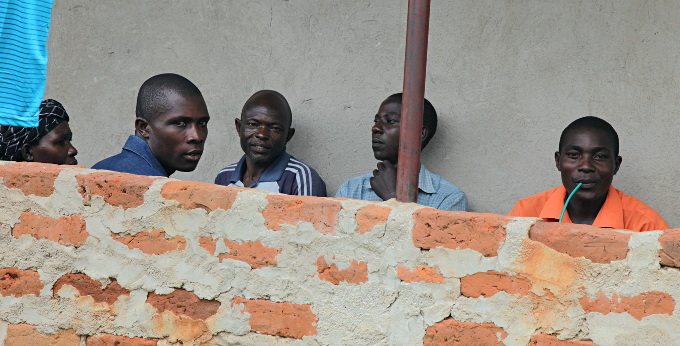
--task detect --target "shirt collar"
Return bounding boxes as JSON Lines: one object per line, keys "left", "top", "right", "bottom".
{"left": 362, "top": 164, "right": 438, "bottom": 194}
{"left": 230, "top": 150, "right": 291, "bottom": 185}
{"left": 539, "top": 185, "right": 625, "bottom": 229}
{"left": 122, "top": 135, "right": 168, "bottom": 177}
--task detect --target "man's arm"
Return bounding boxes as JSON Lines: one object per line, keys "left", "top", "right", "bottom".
{"left": 437, "top": 190, "right": 468, "bottom": 211}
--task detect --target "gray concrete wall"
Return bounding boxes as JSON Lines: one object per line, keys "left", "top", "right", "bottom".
{"left": 44, "top": 0, "right": 680, "bottom": 227}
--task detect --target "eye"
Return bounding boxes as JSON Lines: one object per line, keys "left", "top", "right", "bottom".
{"left": 594, "top": 153, "right": 608, "bottom": 160}
{"left": 270, "top": 126, "right": 283, "bottom": 132}
{"left": 174, "top": 120, "right": 187, "bottom": 127}
{"left": 566, "top": 152, "right": 580, "bottom": 158}
{"left": 198, "top": 120, "right": 208, "bottom": 127}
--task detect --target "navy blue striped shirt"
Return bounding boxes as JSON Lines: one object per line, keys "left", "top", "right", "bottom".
{"left": 215, "top": 151, "right": 327, "bottom": 197}
{"left": 0, "top": 0, "right": 54, "bottom": 127}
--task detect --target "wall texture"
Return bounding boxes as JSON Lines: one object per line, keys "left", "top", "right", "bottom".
{"left": 0, "top": 162, "right": 680, "bottom": 345}
{"left": 41, "top": 0, "right": 680, "bottom": 227}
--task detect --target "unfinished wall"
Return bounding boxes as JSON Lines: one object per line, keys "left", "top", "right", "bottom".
{"left": 42, "top": 0, "right": 680, "bottom": 227}
{"left": 1, "top": 162, "right": 680, "bottom": 345}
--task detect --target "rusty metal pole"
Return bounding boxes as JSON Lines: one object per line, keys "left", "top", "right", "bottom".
{"left": 397, "top": 0, "right": 431, "bottom": 203}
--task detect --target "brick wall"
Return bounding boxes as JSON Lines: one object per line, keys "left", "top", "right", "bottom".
{"left": 0, "top": 161, "right": 679, "bottom": 345}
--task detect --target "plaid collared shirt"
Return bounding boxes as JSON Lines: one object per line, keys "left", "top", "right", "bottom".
{"left": 335, "top": 164, "right": 468, "bottom": 211}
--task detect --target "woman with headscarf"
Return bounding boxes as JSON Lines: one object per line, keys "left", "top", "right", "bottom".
{"left": 0, "top": 99, "right": 78, "bottom": 165}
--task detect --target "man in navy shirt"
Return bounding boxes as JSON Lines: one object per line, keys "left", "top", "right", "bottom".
{"left": 93, "top": 73, "right": 210, "bottom": 177}
{"left": 214, "top": 90, "right": 326, "bottom": 197}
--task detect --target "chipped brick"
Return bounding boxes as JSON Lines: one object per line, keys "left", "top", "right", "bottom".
{"left": 529, "top": 221, "right": 630, "bottom": 264}
{"left": 580, "top": 291, "right": 675, "bottom": 320}
{"left": 147, "top": 288, "right": 220, "bottom": 320}
{"left": 262, "top": 195, "right": 341, "bottom": 233}
{"left": 529, "top": 334, "right": 597, "bottom": 345}
{"left": 13, "top": 211, "right": 88, "bottom": 247}
{"left": 86, "top": 334, "right": 160, "bottom": 346}
{"left": 314, "top": 256, "right": 368, "bottom": 285}
{"left": 161, "top": 181, "right": 242, "bottom": 212}
{"left": 233, "top": 297, "right": 317, "bottom": 339}
{"left": 413, "top": 209, "right": 509, "bottom": 257}
{"left": 77, "top": 172, "right": 159, "bottom": 209}
{"left": 199, "top": 237, "right": 280, "bottom": 269}
{"left": 396, "top": 265, "right": 445, "bottom": 283}
{"left": 659, "top": 228, "right": 680, "bottom": 267}
{"left": 460, "top": 271, "right": 532, "bottom": 298}
{"left": 424, "top": 319, "right": 507, "bottom": 346}
{"left": 0, "top": 162, "right": 62, "bottom": 197}
{"left": 5, "top": 324, "right": 80, "bottom": 346}
{"left": 53, "top": 273, "right": 129, "bottom": 304}
{"left": 355, "top": 205, "right": 391, "bottom": 234}
{"left": 0, "top": 268, "right": 43, "bottom": 297}
{"left": 114, "top": 229, "right": 186, "bottom": 255}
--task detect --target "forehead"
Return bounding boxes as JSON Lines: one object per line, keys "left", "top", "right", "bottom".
{"left": 562, "top": 127, "right": 615, "bottom": 151}
{"left": 243, "top": 104, "right": 288, "bottom": 123}
{"left": 378, "top": 98, "right": 402, "bottom": 115}
{"left": 157, "top": 94, "right": 208, "bottom": 120}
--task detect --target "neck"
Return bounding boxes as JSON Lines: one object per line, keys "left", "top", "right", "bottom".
{"left": 565, "top": 191, "right": 608, "bottom": 225}
{"left": 242, "top": 157, "right": 270, "bottom": 186}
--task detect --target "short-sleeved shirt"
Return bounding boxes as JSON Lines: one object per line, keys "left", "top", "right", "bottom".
{"left": 214, "top": 151, "right": 327, "bottom": 197}
{"left": 334, "top": 164, "right": 468, "bottom": 211}
{"left": 508, "top": 185, "right": 669, "bottom": 232}
{"left": 92, "top": 135, "right": 168, "bottom": 177}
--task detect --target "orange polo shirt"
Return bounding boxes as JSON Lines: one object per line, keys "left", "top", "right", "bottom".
{"left": 508, "top": 185, "right": 669, "bottom": 232}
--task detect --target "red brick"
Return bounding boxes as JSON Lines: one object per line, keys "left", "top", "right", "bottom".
{"left": 396, "top": 265, "right": 445, "bottom": 283}
{"left": 529, "top": 222, "right": 630, "bottom": 264}
{"left": 199, "top": 237, "right": 280, "bottom": 269}
{"left": 13, "top": 211, "right": 88, "bottom": 247}
{"left": 0, "top": 268, "right": 43, "bottom": 297}
{"left": 412, "top": 209, "right": 509, "bottom": 257}
{"left": 5, "top": 324, "right": 80, "bottom": 346}
{"left": 114, "top": 229, "right": 186, "bottom": 255}
{"left": 659, "top": 228, "right": 680, "bottom": 267}
{"left": 232, "top": 297, "right": 317, "bottom": 339}
{"left": 77, "top": 172, "right": 159, "bottom": 209}
{"left": 261, "top": 195, "right": 341, "bottom": 234}
{"left": 86, "top": 334, "right": 159, "bottom": 346}
{"left": 460, "top": 271, "right": 532, "bottom": 298}
{"left": 314, "top": 256, "right": 368, "bottom": 285}
{"left": 53, "top": 273, "right": 130, "bottom": 305}
{"left": 161, "top": 181, "right": 243, "bottom": 212}
{"left": 355, "top": 205, "right": 391, "bottom": 234}
{"left": 0, "top": 162, "right": 63, "bottom": 197}
{"left": 147, "top": 288, "right": 220, "bottom": 320}
{"left": 580, "top": 291, "right": 675, "bottom": 320}
{"left": 529, "top": 334, "right": 597, "bottom": 345}
{"left": 424, "top": 319, "right": 507, "bottom": 346}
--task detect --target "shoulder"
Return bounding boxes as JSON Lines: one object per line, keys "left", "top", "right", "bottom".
{"left": 214, "top": 163, "right": 238, "bottom": 185}
{"left": 92, "top": 151, "right": 161, "bottom": 177}
{"left": 283, "top": 156, "right": 327, "bottom": 196}
{"left": 335, "top": 173, "right": 372, "bottom": 197}
{"left": 616, "top": 188, "right": 669, "bottom": 231}
{"left": 286, "top": 157, "right": 323, "bottom": 179}
{"left": 508, "top": 187, "right": 560, "bottom": 217}
{"left": 433, "top": 176, "right": 466, "bottom": 196}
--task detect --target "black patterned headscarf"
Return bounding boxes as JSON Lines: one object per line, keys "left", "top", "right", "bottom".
{"left": 0, "top": 99, "right": 70, "bottom": 161}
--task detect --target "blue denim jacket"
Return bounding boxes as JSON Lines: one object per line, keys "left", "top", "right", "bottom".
{"left": 92, "top": 135, "right": 168, "bottom": 177}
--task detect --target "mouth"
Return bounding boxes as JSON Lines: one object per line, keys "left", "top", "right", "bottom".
{"left": 575, "top": 179, "right": 597, "bottom": 189}
{"left": 183, "top": 150, "right": 203, "bottom": 161}
{"left": 250, "top": 144, "right": 271, "bottom": 153}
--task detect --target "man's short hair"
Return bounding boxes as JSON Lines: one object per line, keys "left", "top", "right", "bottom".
{"left": 241, "top": 90, "right": 292, "bottom": 127}
{"left": 387, "top": 93, "right": 437, "bottom": 148}
{"left": 136, "top": 73, "right": 203, "bottom": 121}
{"left": 559, "top": 116, "right": 619, "bottom": 156}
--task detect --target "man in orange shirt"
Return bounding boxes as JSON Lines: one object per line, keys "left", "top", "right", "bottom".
{"left": 508, "top": 116, "right": 668, "bottom": 232}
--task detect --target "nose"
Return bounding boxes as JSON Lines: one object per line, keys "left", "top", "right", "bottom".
{"left": 254, "top": 125, "right": 270, "bottom": 139}
{"left": 577, "top": 156, "right": 595, "bottom": 172}
{"left": 187, "top": 123, "right": 206, "bottom": 143}
{"left": 372, "top": 121, "right": 383, "bottom": 134}
{"left": 68, "top": 141, "right": 77, "bottom": 157}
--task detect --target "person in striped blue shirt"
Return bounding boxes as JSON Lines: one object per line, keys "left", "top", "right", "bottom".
{"left": 335, "top": 94, "right": 468, "bottom": 211}
{"left": 214, "top": 90, "right": 327, "bottom": 197}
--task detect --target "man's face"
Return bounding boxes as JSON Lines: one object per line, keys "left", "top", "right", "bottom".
{"left": 236, "top": 105, "right": 293, "bottom": 165}
{"left": 144, "top": 94, "right": 210, "bottom": 174}
{"left": 372, "top": 98, "right": 401, "bottom": 164}
{"left": 29, "top": 121, "right": 78, "bottom": 165}
{"left": 555, "top": 128, "right": 621, "bottom": 202}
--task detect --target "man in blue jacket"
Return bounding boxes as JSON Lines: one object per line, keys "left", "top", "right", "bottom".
{"left": 93, "top": 73, "right": 210, "bottom": 177}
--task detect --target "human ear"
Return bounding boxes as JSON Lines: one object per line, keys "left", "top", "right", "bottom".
{"left": 135, "top": 118, "right": 151, "bottom": 139}
{"left": 21, "top": 143, "right": 34, "bottom": 162}
{"left": 554, "top": 151, "right": 561, "bottom": 171}
{"left": 286, "top": 128, "right": 296, "bottom": 143}
{"left": 420, "top": 126, "right": 429, "bottom": 148}
{"left": 235, "top": 118, "right": 241, "bottom": 134}
{"left": 613, "top": 156, "right": 622, "bottom": 175}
